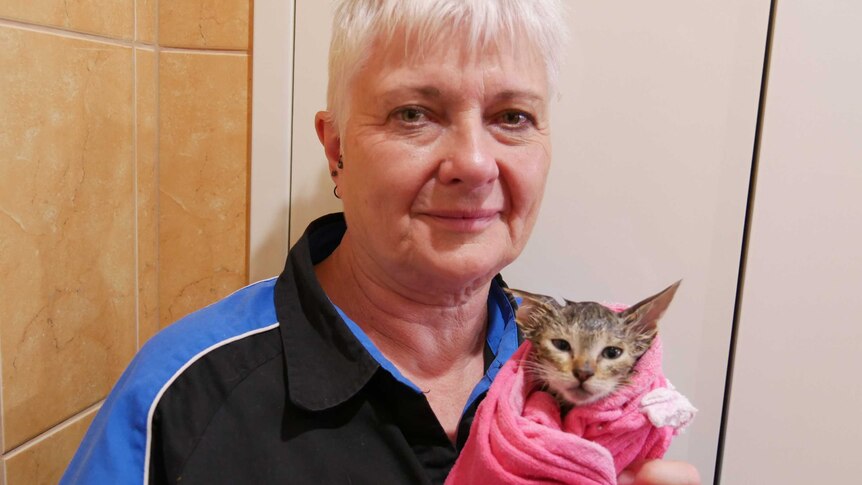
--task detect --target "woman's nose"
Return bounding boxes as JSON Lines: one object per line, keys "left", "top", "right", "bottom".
{"left": 436, "top": 120, "right": 499, "bottom": 186}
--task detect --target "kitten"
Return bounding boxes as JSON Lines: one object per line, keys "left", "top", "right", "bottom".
{"left": 507, "top": 281, "right": 680, "bottom": 408}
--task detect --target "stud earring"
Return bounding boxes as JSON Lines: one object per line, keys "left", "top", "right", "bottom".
{"left": 337, "top": 156, "right": 344, "bottom": 169}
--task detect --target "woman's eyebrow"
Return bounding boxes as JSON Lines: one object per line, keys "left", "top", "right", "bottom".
{"left": 492, "top": 90, "right": 545, "bottom": 104}
{"left": 377, "top": 86, "right": 545, "bottom": 108}
{"left": 381, "top": 85, "right": 443, "bottom": 102}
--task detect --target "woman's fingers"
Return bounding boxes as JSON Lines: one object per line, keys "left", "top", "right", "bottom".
{"left": 618, "top": 459, "right": 701, "bottom": 485}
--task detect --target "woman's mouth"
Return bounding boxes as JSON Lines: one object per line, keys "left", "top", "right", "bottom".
{"left": 419, "top": 210, "right": 501, "bottom": 232}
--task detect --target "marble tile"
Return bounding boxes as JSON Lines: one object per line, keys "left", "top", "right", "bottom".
{"left": 0, "top": 0, "right": 133, "bottom": 40}
{"left": 4, "top": 407, "right": 96, "bottom": 485}
{"left": 136, "top": 48, "right": 159, "bottom": 345}
{"left": 0, "top": 27, "right": 136, "bottom": 450}
{"left": 136, "top": 0, "right": 157, "bottom": 44}
{"left": 158, "top": 52, "right": 249, "bottom": 326}
{"left": 159, "top": 0, "right": 249, "bottom": 50}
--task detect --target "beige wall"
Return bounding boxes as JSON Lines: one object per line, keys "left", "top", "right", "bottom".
{"left": 0, "top": 1, "right": 251, "bottom": 483}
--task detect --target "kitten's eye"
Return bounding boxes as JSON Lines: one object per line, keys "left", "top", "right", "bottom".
{"left": 601, "top": 346, "right": 623, "bottom": 359}
{"left": 550, "top": 339, "right": 571, "bottom": 352}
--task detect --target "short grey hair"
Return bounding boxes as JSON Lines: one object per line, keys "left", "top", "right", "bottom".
{"left": 327, "top": 0, "right": 568, "bottom": 134}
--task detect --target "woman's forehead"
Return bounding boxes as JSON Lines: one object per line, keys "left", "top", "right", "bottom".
{"left": 371, "top": 26, "right": 542, "bottom": 71}
{"left": 353, "top": 40, "right": 549, "bottom": 106}
{"left": 355, "top": 30, "right": 547, "bottom": 97}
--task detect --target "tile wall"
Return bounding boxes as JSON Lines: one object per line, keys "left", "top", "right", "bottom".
{"left": 0, "top": 1, "right": 251, "bottom": 483}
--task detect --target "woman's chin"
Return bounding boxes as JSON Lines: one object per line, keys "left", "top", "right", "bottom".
{"left": 415, "top": 246, "right": 513, "bottom": 287}
{"left": 406, "top": 260, "right": 499, "bottom": 294}
{"left": 414, "top": 227, "right": 518, "bottom": 276}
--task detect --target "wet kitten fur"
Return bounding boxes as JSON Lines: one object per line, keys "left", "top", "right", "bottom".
{"left": 508, "top": 281, "right": 680, "bottom": 408}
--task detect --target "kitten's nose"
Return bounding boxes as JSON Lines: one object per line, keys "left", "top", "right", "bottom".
{"left": 574, "top": 369, "right": 594, "bottom": 383}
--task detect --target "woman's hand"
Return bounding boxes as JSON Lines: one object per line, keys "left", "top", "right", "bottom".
{"left": 618, "top": 460, "right": 701, "bottom": 485}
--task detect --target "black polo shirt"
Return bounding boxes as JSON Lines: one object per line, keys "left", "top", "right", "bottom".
{"left": 62, "top": 213, "right": 521, "bottom": 485}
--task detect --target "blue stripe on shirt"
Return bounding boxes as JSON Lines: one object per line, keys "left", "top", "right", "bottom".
{"left": 61, "top": 278, "right": 280, "bottom": 485}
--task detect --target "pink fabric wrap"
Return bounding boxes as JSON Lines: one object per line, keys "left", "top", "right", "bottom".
{"left": 446, "top": 318, "right": 691, "bottom": 485}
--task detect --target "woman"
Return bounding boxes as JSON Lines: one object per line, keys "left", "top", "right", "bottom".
{"left": 63, "top": 1, "right": 699, "bottom": 484}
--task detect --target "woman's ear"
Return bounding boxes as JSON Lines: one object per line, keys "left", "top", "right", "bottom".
{"left": 315, "top": 111, "right": 341, "bottom": 178}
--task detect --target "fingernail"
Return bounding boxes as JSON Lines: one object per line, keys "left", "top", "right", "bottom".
{"left": 618, "top": 470, "right": 635, "bottom": 485}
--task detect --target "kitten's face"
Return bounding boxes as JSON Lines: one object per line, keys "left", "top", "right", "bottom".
{"left": 509, "top": 282, "right": 679, "bottom": 406}
{"left": 525, "top": 302, "right": 646, "bottom": 405}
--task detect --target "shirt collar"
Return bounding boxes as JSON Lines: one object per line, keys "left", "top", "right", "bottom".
{"left": 273, "top": 213, "right": 520, "bottom": 412}
{"left": 274, "top": 213, "right": 378, "bottom": 411}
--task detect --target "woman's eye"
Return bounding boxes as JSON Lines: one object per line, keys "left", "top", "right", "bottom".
{"left": 550, "top": 339, "right": 571, "bottom": 352}
{"left": 497, "top": 111, "right": 532, "bottom": 128}
{"left": 601, "top": 346, "right": 623, "bottom": 359}
{"left": 394, "top": 107, "right": 426, "bottom": 123}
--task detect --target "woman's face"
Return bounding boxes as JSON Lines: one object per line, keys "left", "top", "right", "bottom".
{"left": 324, "top": 34, "right": 552, "bottom": 292}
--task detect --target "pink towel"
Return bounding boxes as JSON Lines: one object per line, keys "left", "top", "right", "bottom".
{"left": 446, "top": 325, "right": 695, "bottom": 484}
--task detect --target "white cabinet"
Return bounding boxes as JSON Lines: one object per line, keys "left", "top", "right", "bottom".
{"left": 720, "top": 2, "right": 862, "bottom": 483}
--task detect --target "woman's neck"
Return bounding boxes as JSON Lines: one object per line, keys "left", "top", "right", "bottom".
{"left": 314, "top": 237, "right": 490, "bottom": 382}
{"left": 315, "top": 235, "right": 494, "bottom": 442}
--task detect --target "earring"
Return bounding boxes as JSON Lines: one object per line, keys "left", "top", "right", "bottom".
{"left": 333, "top": 185, "right": 341, "bottom": 199}
{"left": 337, "top": 156, "right": 344, "bottom": 169}
{"left": 331, "top": 170, "right": 338, "bottom": 176}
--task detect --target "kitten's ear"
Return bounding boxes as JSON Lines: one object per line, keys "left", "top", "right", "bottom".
{"left": 620, "top": 280, "right": 681, "bottom": 337}
{"left": 505, "top": 288, "right": 558, "bottom": 341}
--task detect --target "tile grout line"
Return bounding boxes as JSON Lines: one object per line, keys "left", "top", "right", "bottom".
{"left": 154, "top": 0, "right": 162, "bottom": 334}
{"left": 0, "top": 323, "right": 5, "bottom": 478}
{"left": 134, "top": 0, "right": 140, "bottom": 351}
{"left": 0, "top": 18, "right": 248, "bottom": 55}
{"left": 286, "top": 0, "right": 298, "bottom": 247}
{"left": 0, "top": 17, "right": 139, "bottom": 48}
{"left": 3, "top": 401, "right": 104, "bottom": 459}
{"left": 159, "top": 46, "right": 248, "bottom": 56}
{"left": 244, "top": 0, "right": 255, "bottom": 284}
